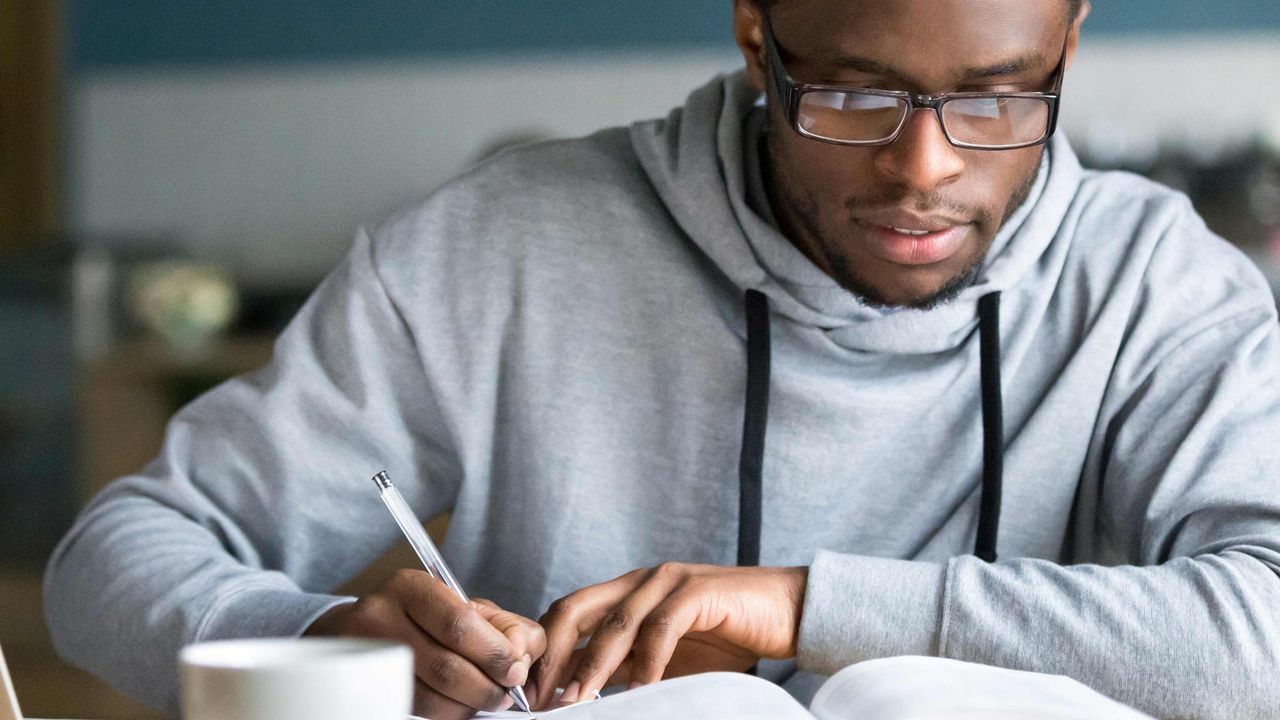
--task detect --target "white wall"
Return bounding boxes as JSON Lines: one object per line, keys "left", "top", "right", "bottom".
{"left": 68, "top": 53, "right": 740, "bottom": 287}
{"left": 68, "top": 35, "right": 1280, "bottom": 287}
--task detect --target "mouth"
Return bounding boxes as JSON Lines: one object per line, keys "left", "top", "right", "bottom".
{"left": 855, "top": 215, "right": 973, "bottom": 266}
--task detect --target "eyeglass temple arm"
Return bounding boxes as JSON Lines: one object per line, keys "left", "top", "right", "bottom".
{"left": 760, "top": 15, "right": 798, "bottom": 120}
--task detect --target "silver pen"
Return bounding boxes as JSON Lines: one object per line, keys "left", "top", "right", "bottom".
{"left": 372, "top": 471, "right": 533, "bottom": 716}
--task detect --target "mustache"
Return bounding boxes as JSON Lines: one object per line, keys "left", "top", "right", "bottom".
{"left": 844, "top": 194, "right": 982, "bottom": 223}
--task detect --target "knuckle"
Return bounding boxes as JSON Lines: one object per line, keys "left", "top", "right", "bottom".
{"left": 387, "top": 567, "right": 421, "bottom": 591}
{"left": 547, "top": 595, "right": 577, "bottom": 617}
{"left": 574, "top": 654, "right": 605, "bottom": 679}
{"left": 438, "top": 608, "right": 473, "bottom": 646}
{"left": 599, "top": 609, "right": 633, "bottom": 634}
{"left": 423, "top": 652, "right": 465, "bottom": 688}
{"left": 542, "top": 596, "right": 580, "bottom": 627}
{"left": 652, "top": 561, "right": 685, "bottom": 581}
{"left": 482, "top": 644, "right": 514, "bottom": 675}
{"left": 640, "top": 610, "right": 678, "bottom": 636}
{"left": 356, "top": 593, "right": 393, "bottom": 617}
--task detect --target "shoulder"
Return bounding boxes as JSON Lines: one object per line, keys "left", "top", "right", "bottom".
{"left": 352, "top": 125, "right": 709, "bottom": 332}
{"left": 372, "top": 126, "right": 650, "bottom": 246}
{"left": 1068, "top": 168, "right": 1276, "bottom": 357}
{"left": 360, "top": 127, "right": 671, "bottom": 286}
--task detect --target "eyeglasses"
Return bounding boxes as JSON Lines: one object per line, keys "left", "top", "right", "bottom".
{"left": 762, "top": 16, "right": 1068, "bottom": 151}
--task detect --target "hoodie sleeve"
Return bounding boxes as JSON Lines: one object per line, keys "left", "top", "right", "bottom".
{"left": 43, "top": 228, "right": 459, "bottom": 713}
{"left": 796, "top": 302, "right": 1280, "bottom": 719}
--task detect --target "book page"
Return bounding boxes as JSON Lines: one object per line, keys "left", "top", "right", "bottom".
{"left": 416, "top": 672, "right": 814, "bottom": 720}
{"left": 808, "top": 656, "right": 1153, "bottom": 720}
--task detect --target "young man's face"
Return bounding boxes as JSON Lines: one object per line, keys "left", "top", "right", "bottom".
{"left": 735, "top": 0, "right": 1086, "bottom": 309}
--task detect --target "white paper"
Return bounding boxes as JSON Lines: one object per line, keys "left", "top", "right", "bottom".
{"left": 411, "top": 673, "right": 812, "bottom": 720}
{"left": 413, "top": 657, "right": 1155, "bottom": 720}
{"left": 809, "top": 656, "right": 1154, "bottom": 720}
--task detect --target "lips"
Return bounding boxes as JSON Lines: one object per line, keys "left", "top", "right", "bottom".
{"left": 855, "top": 212, "right": 972, "bottom": 266}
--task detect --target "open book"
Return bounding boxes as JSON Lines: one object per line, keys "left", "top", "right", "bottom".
{"left": 459, "top": 656, "right": 1154, "bottom": 720}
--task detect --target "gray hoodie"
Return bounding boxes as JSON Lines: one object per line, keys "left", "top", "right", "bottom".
{"left": 46, "top": 71, "right": 1280, "bottom": 718}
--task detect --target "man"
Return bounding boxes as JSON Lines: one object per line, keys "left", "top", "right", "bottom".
{"left": 46, "top": 0, "right": 1280, "bottom": 718}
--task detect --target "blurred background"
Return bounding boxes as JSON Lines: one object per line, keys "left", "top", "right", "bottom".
{"left": 2, "top": 1, "right": 1280, "bottom": 717}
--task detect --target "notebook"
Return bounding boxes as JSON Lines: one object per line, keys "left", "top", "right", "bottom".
{"left": 437, "top": 656, "right": 1154, "bottom": 720}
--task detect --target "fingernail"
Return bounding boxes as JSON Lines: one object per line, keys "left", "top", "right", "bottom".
{"left": 628, "top": 681, "right": 642, "bottom": 690}
{"left": 560, "top": 680, "right": 581, "bottom": 704}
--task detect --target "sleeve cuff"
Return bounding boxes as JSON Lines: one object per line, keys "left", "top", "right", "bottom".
{"left": 796, "top": 550, "right": 947, "bottom": 675}
{"left": 195, "top": 579, "right": 357, "bottom": 642}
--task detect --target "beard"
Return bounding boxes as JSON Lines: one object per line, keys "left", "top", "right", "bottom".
{"left": 766, "top": 137, "right": 1044, "bottom": 311}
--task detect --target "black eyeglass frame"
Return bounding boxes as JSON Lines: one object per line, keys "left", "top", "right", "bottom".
{"left": 762, "top": 15, "right": 1069, "bottom": 151}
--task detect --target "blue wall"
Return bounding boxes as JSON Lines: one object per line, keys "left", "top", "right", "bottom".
{"left": 69, "top": 1, "right": 1280, "bottom": 71}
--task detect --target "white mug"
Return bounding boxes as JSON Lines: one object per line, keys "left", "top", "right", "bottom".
{"left": 179, "top": 637, "right": 413, "bottom": 720}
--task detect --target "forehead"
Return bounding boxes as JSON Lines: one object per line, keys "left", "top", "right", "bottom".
{"left": 771, "top": 0, "right": 1065, "bottom": 84}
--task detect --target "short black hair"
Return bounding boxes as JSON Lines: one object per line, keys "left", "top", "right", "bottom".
{"left": 752, "top": 0, "right": 1085, "bottom": 22}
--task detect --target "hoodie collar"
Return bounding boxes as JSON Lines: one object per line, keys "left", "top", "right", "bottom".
{"left": 631, "top": 70, "right": 1082, "bottom": 354}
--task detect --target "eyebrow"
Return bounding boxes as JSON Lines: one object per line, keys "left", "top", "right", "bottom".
{"left": 814, "top": 50, "right": 1049, "bottom": 85}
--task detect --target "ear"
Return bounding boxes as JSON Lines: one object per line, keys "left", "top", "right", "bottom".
{"left": 733, "top": 0, "right": 768, "bottom": 93}
{"left": 1064, "top": 0, "right": 1091, "bottom": 71}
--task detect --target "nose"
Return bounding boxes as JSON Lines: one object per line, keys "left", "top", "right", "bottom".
{"left": 872, "top": 107, "right": 966, "bottom": 193}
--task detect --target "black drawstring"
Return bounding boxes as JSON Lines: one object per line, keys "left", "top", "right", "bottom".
{"left": 738, "top": 289, "right": 771, "bottom": 568}
{"left": 975, "top": 291, "right": 1005, "bottom": 562}
{"left": 737, "top": 289, "right": 1006, "bottom": 567}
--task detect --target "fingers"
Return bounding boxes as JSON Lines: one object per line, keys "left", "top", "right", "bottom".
{"left": 531, "top": 569, "right": 646, "bottom": 709}
{"left": 562, "top": 566, "right": 688, "bottom": 701}
{"left": 472, "top": 598, "right": 548, "bottom": 664}
{"left": 412, "top": 629, "right": 517, "bottom": 712}
{"left": 565, "top": 647, "right": 632, "bottom": 690}
{"left": 624, "top": 592, "right": 701, "bottom": 686}
{"left": 333, "top": 589, "right": 512, "bottom": 713}
{"left": 391, "top": 570, "right": 531, "bottom": 689}
{"left": 414, "top": 678, "right": 507, "bottom": 720}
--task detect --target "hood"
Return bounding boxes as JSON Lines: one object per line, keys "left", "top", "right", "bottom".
{"left": 630, "top": 70, "right": 1083, "bottom": 355}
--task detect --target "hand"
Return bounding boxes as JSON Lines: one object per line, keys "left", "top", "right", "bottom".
{"left": 306, "top": 569, "right": 545, "bottom": 720}
{"left": 529, "top": 562, "right": 807, "bottom": 710}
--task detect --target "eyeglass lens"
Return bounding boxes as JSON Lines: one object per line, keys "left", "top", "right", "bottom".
{"left": 797, "top": 91, "right": 1052, "bottom": 148}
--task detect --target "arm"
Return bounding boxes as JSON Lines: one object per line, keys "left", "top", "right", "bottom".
{"left": 43, "top": 230, "right": 458, "bottom": 711}
{"left": 796, "top": 306, "right": 1280, "bottom": 719}
{"left": 530, "top": 305, "right": 1280, "bottom": 717}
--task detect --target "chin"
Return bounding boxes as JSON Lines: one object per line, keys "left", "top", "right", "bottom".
{"left": 835, "top": 257, "right": 983, "bottom": 311}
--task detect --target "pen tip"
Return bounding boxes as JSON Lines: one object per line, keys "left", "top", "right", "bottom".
{"left": 372, "top": 471, "right": 392, "bottom": 490}
{"left": 510, "top": 685, "right": 532, "bottom": 715}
